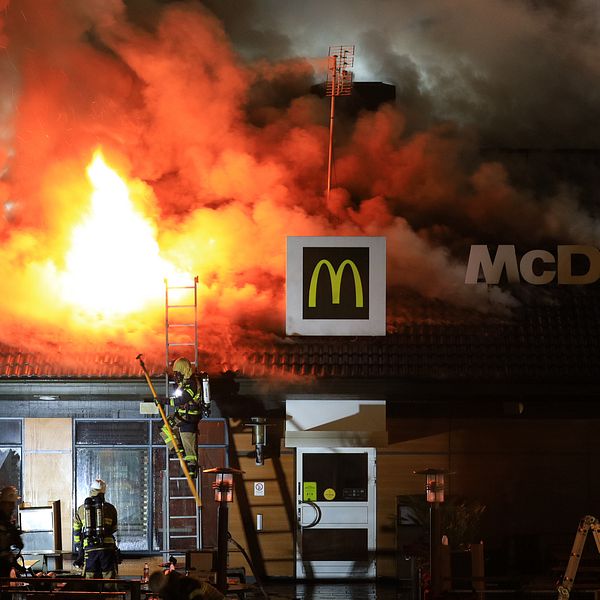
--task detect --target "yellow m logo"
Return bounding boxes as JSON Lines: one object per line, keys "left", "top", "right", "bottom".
{"left": 308, "top": 259, "right": 364, "bottom": 308}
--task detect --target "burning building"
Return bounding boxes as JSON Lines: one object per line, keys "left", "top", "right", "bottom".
{"left": 0, "top": 0, "right": 599, "bottom": 589}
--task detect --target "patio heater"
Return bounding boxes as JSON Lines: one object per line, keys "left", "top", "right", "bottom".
{"left": 415, "top": 468, "right": 447, "bottom": 599}
{"left": 203, "top": 467, "right": 243, "bottom": 593}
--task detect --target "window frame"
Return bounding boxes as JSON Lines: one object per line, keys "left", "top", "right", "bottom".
{"left": 0, "top": 418, "right": 23, "bottom": 498}
{"left": 73, "top": 417, "right": 228, "bottom": 554}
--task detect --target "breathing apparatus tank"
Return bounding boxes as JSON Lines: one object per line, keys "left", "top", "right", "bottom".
{"left": 201, "top": 372, "right": 211, "bottom": 417}
{"left": 93, "top": 495, "right": 105, "bottom": 541}
{"left": 83, "top": 497, "right": 95, "bottom": 540}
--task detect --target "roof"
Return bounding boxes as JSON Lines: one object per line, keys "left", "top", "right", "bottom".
{"left": 1, "top": 286, "right": 598, "bottom": 385}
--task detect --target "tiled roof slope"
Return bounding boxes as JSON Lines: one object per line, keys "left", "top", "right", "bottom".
{"left": 243, "top": 288, "right": 600, "bottom": 382}
{"left": 0, "top": 287, "right": 598, "bottom": 383}
{"left": 0, "top": 346, "right": 159, "bottom": 379}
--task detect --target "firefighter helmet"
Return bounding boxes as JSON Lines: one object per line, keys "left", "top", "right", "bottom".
{"left": 173, "top": 357, "right": 193, "bottom": 380}
{"left": 0, "top": 486, "right": 19, "bottom": 504}
{"left": 90, "top": 479, "right": 107, "bottom": 496}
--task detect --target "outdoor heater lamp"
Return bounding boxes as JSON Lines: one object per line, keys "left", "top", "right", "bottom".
{"left": 415, "top": 468, "right": 449, "bottom": 599}
{"left": 203, "top": 466, "right": 244, "bottom": 593}
{"left": 417, "top": 468, "right": 446, "bottom": 504}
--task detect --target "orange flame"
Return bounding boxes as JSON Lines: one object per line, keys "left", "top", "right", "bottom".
{"left": 58, "top": 150, "right": 184, "bottom": 317}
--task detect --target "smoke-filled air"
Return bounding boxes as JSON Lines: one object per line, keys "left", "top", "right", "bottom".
{"left": 0, "top": 0, "right": 599, "bottom": 374}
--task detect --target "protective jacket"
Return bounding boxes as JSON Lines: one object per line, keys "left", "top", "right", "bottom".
{"left": 169, "top": 376, "right": 202, "bottom": 433}
{"left": 73, "top": 493, "right": 118, "bottom": 574}
{"left": 0, "top": 512, "right": 22, "bottom": 577}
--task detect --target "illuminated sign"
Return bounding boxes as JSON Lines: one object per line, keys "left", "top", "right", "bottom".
{"left": 308, "top": 259, "right": 364, "bottom": 309}
{"left": 304, "top": 247, "right": 368, "bottom": 320}
{"left": 465, "top": 245, "right": 600, "bottom": 285}
{"left": 287, "top": 236, "right": 386, "bottom": 336}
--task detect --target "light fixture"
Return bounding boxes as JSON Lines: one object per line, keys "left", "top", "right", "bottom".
{"left": 203, "top": 466, "right": 244, "bottom": 593}
{"left": 415, "top": 468, "right": 447, "bottom": 504}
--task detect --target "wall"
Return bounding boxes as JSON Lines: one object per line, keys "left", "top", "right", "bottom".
{"left": 23, "top": 418, "right": 73, "bottom": 553}
{"left": 378, "top": 416, "right": 600, "bottom": 578}
{"left": 15, "top": 411, "right": 600, "bottom": 581}
{"left": 227, "top": 427, "right": 296, "bottom": 578}
{"left": 225, "top": 415, "right": 600, "bottom": 580}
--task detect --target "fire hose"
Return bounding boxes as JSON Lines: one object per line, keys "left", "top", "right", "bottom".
{"left": 136, "top": 354, "right": 202, "bottom": 507}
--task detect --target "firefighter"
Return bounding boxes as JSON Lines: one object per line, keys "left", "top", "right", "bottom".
{"left": 73, "top": 479, "right": 119, "bottom": 579}
{"left": 0, "top": 486, "right": 23, "bottom": 578}
{"left": 161, "top": 357, "right": 210, "bottom": 479}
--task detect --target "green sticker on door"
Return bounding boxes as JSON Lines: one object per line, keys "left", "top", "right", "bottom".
{"left": 303, "top": 482, "right": 317, "bottom": 501}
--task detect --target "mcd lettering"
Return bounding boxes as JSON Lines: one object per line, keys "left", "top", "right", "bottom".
{"left": 465, "top": 245, "right": 600, "bottom": 285}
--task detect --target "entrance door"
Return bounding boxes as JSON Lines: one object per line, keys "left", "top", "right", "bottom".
{"left": 296, "top": 447, "right": 376, "bottom": 579}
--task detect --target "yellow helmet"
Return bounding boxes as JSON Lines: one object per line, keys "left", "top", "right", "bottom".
{"left": 173, "top": 357, "right": 193, "bottom": 380}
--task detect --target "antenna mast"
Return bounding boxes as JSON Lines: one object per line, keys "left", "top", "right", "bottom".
{"left": 326, "top": 45, "right": 354, "bottom": 204}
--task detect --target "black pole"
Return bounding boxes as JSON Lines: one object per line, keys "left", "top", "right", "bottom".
{"left": 430, "top": 502, "right": 442, "bottom": 598}
{"left": 216, "top": 499, "right": 229, "bottom": 593}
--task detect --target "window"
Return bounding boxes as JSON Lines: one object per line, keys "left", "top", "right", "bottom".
{"left": 75, "top": 447, "right": 149, "bottom": 551}
{"left": 74, "top": 418, "right": 227, "bottom": 553}
{"left": 0, "top": 419, "right": 22, "bottom": 497}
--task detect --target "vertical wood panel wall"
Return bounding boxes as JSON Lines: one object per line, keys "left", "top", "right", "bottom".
{"left": 23, "top": 418, "right": 73, "bottom": 553}
{"left": 229, "top": 416, "right": 600, "bottom": 579}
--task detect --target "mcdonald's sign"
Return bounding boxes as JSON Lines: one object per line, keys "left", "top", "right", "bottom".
{"left": 286, "top": 237, "right": 386, "bottom": 336}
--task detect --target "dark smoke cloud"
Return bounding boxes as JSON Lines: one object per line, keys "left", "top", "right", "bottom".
{"left": 206, "top": 0, "right": 600, "bottom": 148}
{"left": 0, "top": 0, "right": 598, "bottom": 373}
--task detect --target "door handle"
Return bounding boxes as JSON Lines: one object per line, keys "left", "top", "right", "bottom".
{"left": 299, "top": 500, "right": 322, "bottom": 529}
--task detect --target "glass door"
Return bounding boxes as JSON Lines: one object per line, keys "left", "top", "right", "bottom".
{"left": 296, "top": 447, "right": 376, "bottom": 579}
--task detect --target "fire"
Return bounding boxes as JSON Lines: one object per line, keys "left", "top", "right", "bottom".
{"left": 59, "top": 150, "right": 180, "bottom": 317}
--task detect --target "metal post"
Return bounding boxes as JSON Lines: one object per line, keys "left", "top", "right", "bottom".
{"left": 430, "top": 502, "right": 442, "bottom": 598}
{"left": 326, "top": 55, "right": 337, "bottom": 204}
{"left": 325, "top": 45, "right": 354, "bottom": 201}
{"left": 216, "top": 499, "right": 229, "bottom": 593}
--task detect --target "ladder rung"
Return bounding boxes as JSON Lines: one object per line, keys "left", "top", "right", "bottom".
{"left": 170, "top": 515, "right": 198, "bottom": 520}
{"left": 166, "top": 285, "right": 196, "bottom": 290}
{"left": 170, "top": 535, "right": 197, "bottom": 539}
{"left": 167, "top": 323, "right": 196, "bottom": 327}
{"left": 170, "top": 496, "right": 196, "bottom": 500}
{"left": 167, "top": 342, "right": 195, "bottom": 346}
{"left": 167, "top": 304, "right": 196, "bottom": 308}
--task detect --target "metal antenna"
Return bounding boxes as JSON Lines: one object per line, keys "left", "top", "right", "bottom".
{"left": 326, "top": 45, "right": 354, "bottom": 204}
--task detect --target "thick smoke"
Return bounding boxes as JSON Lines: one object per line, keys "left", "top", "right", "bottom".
{"left": 0, "top": 0, "right": 599, "bottom": 374}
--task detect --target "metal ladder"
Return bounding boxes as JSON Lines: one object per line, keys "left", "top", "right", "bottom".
{"left": 162, "top": 456, "right": 202, "bottom": 562}
{"left": 557, "top": 515, "right": 600, "bottom": 599}
{"left": 163, "top": 277, "right": 201, "bottom": 562}
{"left": 165, "top": 276, "right": 199, "bottom": 388}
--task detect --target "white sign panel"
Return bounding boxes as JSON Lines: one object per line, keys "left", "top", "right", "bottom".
{"left": 286, "top": 236, "right": 386, "bottom": 336}
{"left": 254, "top": 482, "right": 265, "bottom": 497}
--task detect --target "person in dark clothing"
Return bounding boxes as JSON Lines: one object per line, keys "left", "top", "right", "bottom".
{"left": 149, "top": 570, "right": 224, "bottom": 600}
{"left": 160, "top": 357, "right": 210, "bottom": 479}
{"left": 73, "top": 479, "right": 118, "bottom": 579}
{"left": 0, "top": 486, "right": 23, "bottom": 578}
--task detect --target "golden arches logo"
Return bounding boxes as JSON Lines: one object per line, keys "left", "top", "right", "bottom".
{"left": 308, "top": 259, "right": 364, "bottom": 308}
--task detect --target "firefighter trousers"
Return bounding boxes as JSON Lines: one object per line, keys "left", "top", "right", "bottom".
{"left": 161, "top": 423, "right": 198, "bottom": 474}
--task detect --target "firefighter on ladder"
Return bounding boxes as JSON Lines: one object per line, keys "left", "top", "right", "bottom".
{"left": 160, "top": 357, "right": 210, "bottom": 479}
{"left": 73, "top": 479, "right": 119, "bottom": 579}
